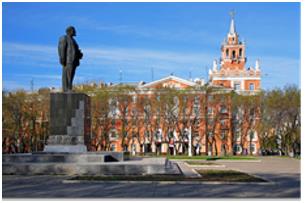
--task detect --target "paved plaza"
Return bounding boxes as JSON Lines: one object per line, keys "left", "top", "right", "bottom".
{"left": 2, "top": 156, "right": 300, "bottom": 199}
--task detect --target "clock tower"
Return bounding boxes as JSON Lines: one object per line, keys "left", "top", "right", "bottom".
{"left": 209, "top": 12, "right": 261, "bottom": 92}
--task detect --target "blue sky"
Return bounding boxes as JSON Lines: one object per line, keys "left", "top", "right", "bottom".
{"left": 3, "top": 2, "right": 300, "bottom": 91}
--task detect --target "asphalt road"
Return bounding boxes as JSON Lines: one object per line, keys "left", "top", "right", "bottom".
{"left": 2, "top": 157, "right": 300, "bottom": 199}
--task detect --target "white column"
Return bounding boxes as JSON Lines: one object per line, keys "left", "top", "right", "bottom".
{"left": 241, "top": 80, "right": 245, "bottom": 90}
{"left": 231, "top": 80, "right": 234, "bottom": 89}
{"left": 188, "top": 127, "right": 192, "bottom": 157}
{"left": 132, "top": 144, "right": 136, "bottom": 156}
{"left": 173, "top": 145, "right": 176, "bottom": 156}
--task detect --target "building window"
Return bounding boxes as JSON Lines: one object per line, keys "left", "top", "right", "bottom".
{"left": 239, "top": 48, "right": 242, "bottom": 57}
{"left": 232, "top": 50, "right": 236, "bottom": 59}
{"left": 221, "top": 144, "right": 226, "bottom": 154}
{"left": 249, "top": 144, "right": 256, "bottom": 153}
{"left": 208, "top": 118, "right": 214, "bottom": 125}
{"left": 220, "top": 119, "right": 226, "bottom": 128}
{"left": 109, "top": 129, "right": 118, "bottom": 141}
{"left": 220, "top": 105, "right": 227, "bottom": 113}
{"left": 233, "top": 144, "right": 242, "bottom": 153}
{"left": 208, "top": 95, "right": 213, "bottom": 102}
{"left": 248, "top": 130, "right": 257, "bottom": 141}
{"left": 193, "top": 96, "right": 200, "bottom": 116}
{"left": 234, "top": 82, "right": 241, "bottom": 90}
{"left": 249, "top": 83, "right": 255, "bottom": 91}
{"left": 132, "top": 95, "right": 137, "bottom": 104}
{"left": 250, "top": 131, "right": 255, "bottom": 140}
{"left": 234, "top": 130, "right": 241, "bottom": 141}
{"left": 207, "top": 107, "right": 213, "bottom": 114}
{"left": 221, "top": 130, "right": 227, "bottom": 140}
{"left": 226, "top": 49, "right": 229, "bottom": 58}
{"left": 110, "top": 144, "right": 116, "bottom": 152}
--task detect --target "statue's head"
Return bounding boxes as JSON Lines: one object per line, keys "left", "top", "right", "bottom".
{"left": 65, "top": 26, "right": 76, "bottom": 37}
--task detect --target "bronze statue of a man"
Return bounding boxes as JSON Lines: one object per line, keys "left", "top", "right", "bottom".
{"left": 58, "top": 26, "right": 83, "bottom": 92}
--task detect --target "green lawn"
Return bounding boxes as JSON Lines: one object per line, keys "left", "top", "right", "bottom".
{"left": 69, "top": 170, "right": 265, "bottom": 182}
{"left": 196, "top": 170, "right": 265, "bottom": 182}
{"left": 186, "top": 161, "right": 219, "bottom": 165}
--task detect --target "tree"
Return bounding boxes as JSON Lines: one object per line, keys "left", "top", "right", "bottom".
{"left": 264, "top": 86, "right": 300, "bottom": 156}
{"left": 90, "top": 88, "right": 113, "bottom": 151}
{"left": 231, "top": 92, "right": 260, "bottom": 155}
{"left": 3, "top": 91, "right": 27, "bottom": 153}
{"left": 113, "top": 85, "right": 135, "bottom": 152}
{"left": 204, "top": 86, "right": 231, "bottom": 156}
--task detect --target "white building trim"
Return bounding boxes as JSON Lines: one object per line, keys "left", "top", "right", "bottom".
{"left": 241, "top": 80, "right": 245, "bottom": 90}
{"left": 212, "top": 76, "right": 261, "bottom": 81}
{"left": 140, "top": 75, "right": 197, "bottom": 88}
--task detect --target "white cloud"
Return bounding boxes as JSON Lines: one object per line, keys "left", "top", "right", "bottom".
{"left": 3, "top": 42, "right": 300, "bottom": 90}
{"left": 3, "top": 41, "right": 213, "bottom": 70}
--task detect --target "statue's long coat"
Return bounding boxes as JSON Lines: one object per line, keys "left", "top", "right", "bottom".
{"left": 58, "top": 35, "right": 82, "bottom": 67}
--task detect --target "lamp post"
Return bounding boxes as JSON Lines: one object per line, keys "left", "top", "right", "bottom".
{"left": 188, "top": 126, "right": 192, "bottom": 157}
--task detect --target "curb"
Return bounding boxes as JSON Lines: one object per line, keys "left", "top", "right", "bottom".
{"left": 222, "top": 167, "right": 275, "bottom": 184}
{"left": 170, "top": 159, "right": 262, "bottom": 163}
{"left": 214, "top": 160, "right": 262, "bottom": 163}
{"left": 62, "top": 179, "right": 274, "bottom": 185}
{"left": 185, "top": 163, "right": 226, "bottom": 168}
{"left": 176, "top": 162, "right": 201, "bottom": 178}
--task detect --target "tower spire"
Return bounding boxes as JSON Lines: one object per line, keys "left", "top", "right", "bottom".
{"left": 229, "top": 10, "right": 236, "bottom": 35}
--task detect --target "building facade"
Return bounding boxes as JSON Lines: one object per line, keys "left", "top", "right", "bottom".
{"left": 88, "top": 14, "right": 261, "bottom": 156}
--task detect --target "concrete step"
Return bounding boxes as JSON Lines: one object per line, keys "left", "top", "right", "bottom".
{"left": 47, "top": 135, "right": 84, "bottom": 145}
{"left": 2, "top": 153, "right": 107, "bottom": 163}
{"left": 67, "top": 126, "right": 84, "bottom": 137}
{"left": 71, "top": 117, "right": 84, "bottom": 127}
{"left": 2, "top": 161, "right": 180, "bottom": 176}
{"left": 74, "top": 109, "right": 84, "bottom": 119}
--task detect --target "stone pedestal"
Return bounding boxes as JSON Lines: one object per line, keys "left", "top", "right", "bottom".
{"left": 44, "top": 92, "right": 91, "bottom": 153}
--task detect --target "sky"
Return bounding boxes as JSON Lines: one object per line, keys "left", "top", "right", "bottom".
{"left": 2, "top": 2, "right": 300, "bottom": 91}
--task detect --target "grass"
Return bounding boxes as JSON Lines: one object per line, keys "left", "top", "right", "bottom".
{"left": 196, "top": 170, "right": 265, "bottom": 182}
{"left": 69, "top": 170, "right": 266, "bottom": 182}
{"left": 186, "top": 161, "right": 218, "bottom": 165}
{"left": 206, "top": 156, "right": 258, "bottom": 161}
{"left": 167, "top": 155, "right": 209, "bottom": 160}
{"left": 70, "top": 174, "right": 184, "bottom": 181}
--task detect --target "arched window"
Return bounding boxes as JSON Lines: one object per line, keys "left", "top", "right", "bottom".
{"left": 226, "top": 49, "right": 229, "bottom": 58}
{"left": 249, "top": 144, "right": 256, "bottom": 154}
{"left": 232, "top": 50, "right": 236, "bottom": 59}
{"left": 249, "top": 83, "right": 255, "bottom": 91}
{"left": 233, "top": 144, "right": 242, "bottom": 153}
{"left": 239, "top": 48, "right": 242, "bottom": 57}
{"left": 248, "top": 130, "right": 257, "bottom": 141}
{"left": 110, "top": 144, "right": 116, "bottom": 152}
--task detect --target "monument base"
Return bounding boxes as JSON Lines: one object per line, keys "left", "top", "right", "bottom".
{"left": 43, "top": 145, "right": 87, "bottom": 153}
{"left": 3, "top": 154, "right": 181, "bottom": 176}
{"left": 44, "top": 92, "right": 91, "bottom": 153}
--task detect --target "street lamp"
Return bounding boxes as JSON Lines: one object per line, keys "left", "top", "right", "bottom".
{"left": 188, "top": 126, "right": 192, "bottom": 157}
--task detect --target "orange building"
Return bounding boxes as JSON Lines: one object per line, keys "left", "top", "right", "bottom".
{"left": 90, "top": 13, "right": 261, "bottom": 156}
